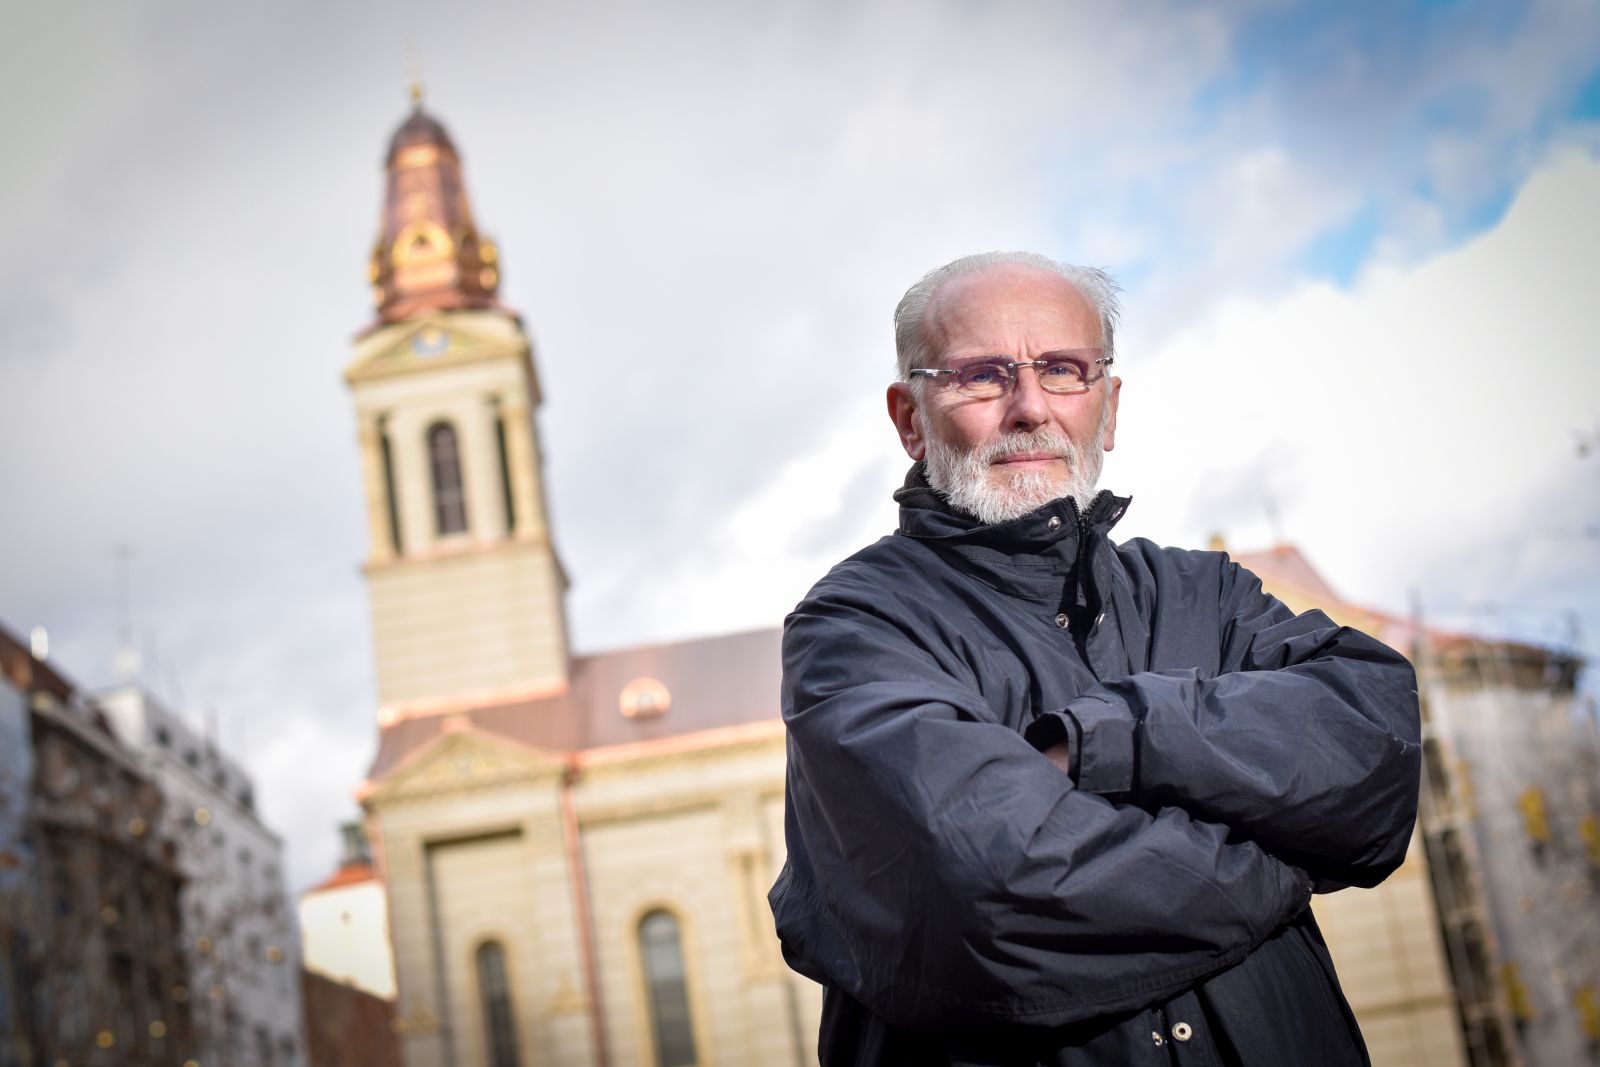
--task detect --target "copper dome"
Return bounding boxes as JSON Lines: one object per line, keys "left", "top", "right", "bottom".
{"left": 385, "top": 107, "right": 458, "bottom": 167}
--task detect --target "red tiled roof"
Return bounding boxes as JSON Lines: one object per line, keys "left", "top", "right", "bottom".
{"left": 307, "top": 860, "right": 377, "bottom": 894}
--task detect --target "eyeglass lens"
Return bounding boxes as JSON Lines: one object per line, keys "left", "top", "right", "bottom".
{"left": 955, "top": 358, "right": 1091, "bottom": 398}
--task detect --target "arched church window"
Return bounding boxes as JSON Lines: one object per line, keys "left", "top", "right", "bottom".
{"left": 638, "top": 910, "right": 698, "bottom": 1067}
{"left": 475, "top": 941, "right": 521, "bottom": 1067}
{"left": 427, "top": 421, "right": 468, "bottom": 535}
{"left": 491, "top": 399, "right": 517, "bottom": 535}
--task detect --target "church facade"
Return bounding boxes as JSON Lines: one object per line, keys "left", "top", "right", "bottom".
{"left": 349, "top": 99, "right": 822, "bottom": 1067}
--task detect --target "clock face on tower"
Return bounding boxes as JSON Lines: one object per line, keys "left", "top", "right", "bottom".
{"left": 411, "top": 327, "right": 449, "bottom": 358}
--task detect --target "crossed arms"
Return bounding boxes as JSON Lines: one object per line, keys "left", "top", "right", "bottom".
{"left": 776, "top": 548, "right": 1421, "bottom": 1029}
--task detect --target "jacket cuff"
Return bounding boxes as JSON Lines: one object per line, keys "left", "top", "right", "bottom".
{"left": 1064, "top": 695, "right": 1136, "bottom": 797}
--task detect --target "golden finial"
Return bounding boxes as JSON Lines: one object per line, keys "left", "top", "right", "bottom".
{"left": 406, "top": 44, "right": 424, "bottom": 106}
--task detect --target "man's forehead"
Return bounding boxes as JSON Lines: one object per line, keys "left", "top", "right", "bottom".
{"left": 925, "top": 265, "right": 1098, "bottom": 344}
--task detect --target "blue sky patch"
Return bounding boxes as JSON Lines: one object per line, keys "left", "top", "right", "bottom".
{"left": 1300, "top": 201, "right": 1382, "bottom": 286}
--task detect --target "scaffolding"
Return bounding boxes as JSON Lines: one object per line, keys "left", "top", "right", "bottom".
{"left": 1416, "top": 610, "right": 1600, "bottom": 1067}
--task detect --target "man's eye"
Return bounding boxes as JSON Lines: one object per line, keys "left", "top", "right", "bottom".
{"left": 1040, "top": 360, "right": 1085, "bottom": 380}
{"left": 961, "top": 364, "right": 1006, "bottom": 385}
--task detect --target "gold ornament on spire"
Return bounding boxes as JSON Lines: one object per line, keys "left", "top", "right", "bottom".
{"left": 406, "top": 44, "right": 424, "bottom": 105}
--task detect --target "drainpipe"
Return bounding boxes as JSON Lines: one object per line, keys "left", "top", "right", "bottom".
{"left": 561, "top": 759, "right": 611, "bottom": 1067}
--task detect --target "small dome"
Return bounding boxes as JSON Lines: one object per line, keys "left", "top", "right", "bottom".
{"left": 386, "top": 106, "right": 457, "bottom": 166}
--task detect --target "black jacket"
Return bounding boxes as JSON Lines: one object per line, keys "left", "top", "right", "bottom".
{"left": 769, "top": 473, "right": 1422, "bottom": 1066}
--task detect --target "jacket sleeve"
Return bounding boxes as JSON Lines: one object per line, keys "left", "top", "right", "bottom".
{"left": 1025, "top": 559, "right": 1422, "bottom": 889}
{"left": 777, "top": 575, "right": 1313, "bottom": 1032}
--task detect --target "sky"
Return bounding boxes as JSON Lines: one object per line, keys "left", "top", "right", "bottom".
{"left": 3, "top": 0, "right": 1599, "bottom": 893}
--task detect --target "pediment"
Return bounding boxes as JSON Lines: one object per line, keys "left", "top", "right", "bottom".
{"left": 366, "top": 721, "right": 564, "bottom": 806}
{"left": 345, "top": 312, "right": 527, "bottom": 384}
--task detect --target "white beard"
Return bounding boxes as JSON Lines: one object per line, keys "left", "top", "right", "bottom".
{"left": 922, "top": 401, "right": 1110, "bottom": 525}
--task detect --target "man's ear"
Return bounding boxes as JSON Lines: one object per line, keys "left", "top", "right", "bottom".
{"left": 1101, "top": 376, "right": 1122, "bottom": 453}
{"left": 887, "top": 382, "right": 926, "bottom": 460}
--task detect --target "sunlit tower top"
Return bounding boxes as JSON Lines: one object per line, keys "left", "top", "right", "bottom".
{"left": 367, "top": 88, "right": 503, "bottom": 324}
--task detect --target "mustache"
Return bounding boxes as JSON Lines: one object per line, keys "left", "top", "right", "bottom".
{"left": 980, "top": 430, "right": 1079, "bottom": 463}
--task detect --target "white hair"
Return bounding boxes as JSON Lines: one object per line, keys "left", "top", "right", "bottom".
{"left": 893, "top": 251, "right": 1123, "bottom": 380}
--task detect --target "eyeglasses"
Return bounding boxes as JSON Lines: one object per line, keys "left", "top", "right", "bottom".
{"left": 908, "top": 350, "right": 1113, "bottom": 399}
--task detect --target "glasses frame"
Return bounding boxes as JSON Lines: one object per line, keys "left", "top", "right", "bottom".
{"left": 908, "top": 351, "right": 1115, "bottom": 398}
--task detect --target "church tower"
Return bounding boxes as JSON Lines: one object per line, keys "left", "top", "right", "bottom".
{"left": 345, "top": 93, "right": 569, "bottom": 718}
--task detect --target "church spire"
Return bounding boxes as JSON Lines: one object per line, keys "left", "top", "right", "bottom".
{"left": 367, "top": 98, "right": 502, "bottom": 324}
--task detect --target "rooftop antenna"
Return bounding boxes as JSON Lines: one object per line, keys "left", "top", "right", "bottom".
{"left": 166, "top": 657, "right": 187, "bottom": 716}
{"left": 1263, "top": 494, "right": 1285, "bottom": 546}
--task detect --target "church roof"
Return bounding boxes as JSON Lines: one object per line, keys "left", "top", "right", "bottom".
{"left": 365, "top": 626, "right": 783, "bottom": 782}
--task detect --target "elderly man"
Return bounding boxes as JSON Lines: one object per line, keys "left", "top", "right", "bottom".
{"left": 769, "top": 252, "right": 1421, "bottom": 1066}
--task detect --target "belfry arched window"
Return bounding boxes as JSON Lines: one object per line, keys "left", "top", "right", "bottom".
{"left": 427, "top": 421, "right": 468, "bottom": 535}
{"left": 638, "top": 910, "right": 698, "bottom": 1067}
{"left": 475, "top": 941, "right": 521, "bottom": 1067}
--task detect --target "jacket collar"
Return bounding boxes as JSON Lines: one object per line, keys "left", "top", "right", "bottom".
{"left": 893, "top": 463, "right": 1131, "bottom": 576}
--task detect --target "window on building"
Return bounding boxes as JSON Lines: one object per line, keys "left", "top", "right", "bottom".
{"left": 492, "top": 400, "right": 517, "bottom": 533}
{"left": 638, "top": 910, "right": 698, "bottom": 1067}
{"left": 111, "top": 954, "right": 135, "bottom": 1051}
{"left": 154, "top": 725, "right": 170, "bottom": 747}
{"left": 427, "top": 421, "right": 468, "bottom": 535}
{"left": 46, "top": 830, "right": 75, "bottom": 917}
{"left": 379, "top": 417, "right": 403, "bottom": 553}
{"left": 475, "top": 941, "right": 521, "bottom": 1067}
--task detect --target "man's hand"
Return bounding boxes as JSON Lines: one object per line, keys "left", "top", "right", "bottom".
{"left": 1043, "top": 740, "right": 1072, "bottom": 777}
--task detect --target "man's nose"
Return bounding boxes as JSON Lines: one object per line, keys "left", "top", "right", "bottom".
{"left": 1002, "top": 364, "right": 1050, "bottom": 431}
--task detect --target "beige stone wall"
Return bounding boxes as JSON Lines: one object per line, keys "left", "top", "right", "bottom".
{"left": 368, "top": 729, "right": 820, "bottom": 1067}
{"left": 578, "top": 740, "right": 817, "bottom": 1067}
{"left": 372, "top": 749, "right": 598, "bottom": 1067}
{"left": 366, "top": 543, "right": 568, "bottom": 709}
{"left": 1313, "top": 832, "right": 1467, "bottom": 1067}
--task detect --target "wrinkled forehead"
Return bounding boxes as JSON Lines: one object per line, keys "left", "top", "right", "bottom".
{"left": 923, "top": 265, "right": 1101, "bottom": 359}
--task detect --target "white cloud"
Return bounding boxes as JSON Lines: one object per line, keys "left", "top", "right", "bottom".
{"left": 1112, "top": 147, "right": 1600, "bottom": 627}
